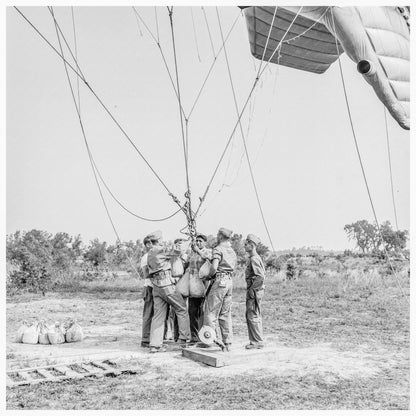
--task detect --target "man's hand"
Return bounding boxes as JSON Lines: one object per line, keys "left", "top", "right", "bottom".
{"left": 191, "top": 243, "right": 200, "bottom": 254}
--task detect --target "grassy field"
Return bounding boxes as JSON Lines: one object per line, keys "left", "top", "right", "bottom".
{"left": 6, "top": 255, "right": 410, "bottom": 410}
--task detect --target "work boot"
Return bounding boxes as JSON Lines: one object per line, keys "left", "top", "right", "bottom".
{"left": 141, "top": 341, "right": 150, "bottom": 348}
{"left": 245, "top": 343, "right": 264, "bottom": 350}
{"left": 149, "top": 345, "right": 167, "bottom": 353}
{"left": 179, "top": 339, "right": 189, "bottom": 349}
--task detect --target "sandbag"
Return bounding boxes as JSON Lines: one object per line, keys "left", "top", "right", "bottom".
{"left": 199, "top": 260, "right": 211, "bottom": 279}
{"left": 22, "top": 321, "right": 40, "bottom": 344}
{"left": 47, "top": 322, "right": 65, "bottom": 345}
{"left": 38, "top": 320, "right": 51, "bottom": 345}
{"left": 65, "top": 321, "right": 84, "bottom": 343}
{"left": 189, "top": 273, "right": 205, "bottom": 298}
{"left": 14, "top": 321, "right": 29, "bottom": 343}
{"left": 171, "top": 256, "right": 184, "bottom": 278}
{"left": 176, "top": 270, "right": 190, "bottom": 297}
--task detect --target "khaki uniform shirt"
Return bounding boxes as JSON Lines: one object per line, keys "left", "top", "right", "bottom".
{"left": 212, "top": 241, "right": 237, "bottom": 273}
{"left": 147, "top": 245, "right": 181, "bottom": 275}
{"left": 187, "top": 248, "right": 212, "bottom": 276}
{"left": 245, "top": 254, "right": 265, "bottom": 291}
{"left": 140, "top": 253, "right": 152, "bottom": 287}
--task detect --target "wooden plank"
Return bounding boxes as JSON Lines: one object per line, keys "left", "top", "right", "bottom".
{"left": 54, "top": 365, "right": 83, "bottom": 379}
{"left": 36, "top": 368, "right": 56, "bottom": 381}
{"left": 16, "top": 371, "right": 33, "bottom": 381}
{"left": 94, "top": 361, "right": 121, "bottom": 376}
{"left": 182, "top": 348, "right": 228, "bottom": 367}
{"left": 6, "top": 374, "right": 17, "bottom": 387}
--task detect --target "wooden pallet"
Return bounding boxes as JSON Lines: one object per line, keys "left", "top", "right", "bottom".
{"left": 182, "top": 345, "right": 279, "bottom": 368}
{"left": 6, "top": 359, "right": 140, "bottom": 388}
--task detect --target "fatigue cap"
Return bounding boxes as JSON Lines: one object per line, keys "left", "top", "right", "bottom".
{"left": 218, "top": 227, "right": 233, "bottom": 239}
{"left": 246, "top": 233, "right": 261, "bottom": 245}
{"left": 196, "top": 233, "right": 207, "bottom": 242}
{"left": 146, "top": 230, "right": 162, "bottom": 242}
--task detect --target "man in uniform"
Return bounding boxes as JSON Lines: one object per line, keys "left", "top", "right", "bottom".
{"left": 147, "top": 231, "right": 190, "bottom": 353}
{"left": 244, "top": 234, "right": 266, "bottom": 349}
{"left": 188, "top": 233, "right": 212, "bottom": 345}
{"left": 139, "top": 236, "right": 153, "bottom": 348}
{"left": 167, "top": 237, "right": 188, "bottom": 343}
{"left": 203, "top": 227, "right": 237, "bottom": 352}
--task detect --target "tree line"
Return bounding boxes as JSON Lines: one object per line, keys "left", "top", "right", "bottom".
{"left": 344, "top": 220, "right": 408, "bottom": 254}
{"left": 6, "top": 220, "right": 408, "bottom": 294}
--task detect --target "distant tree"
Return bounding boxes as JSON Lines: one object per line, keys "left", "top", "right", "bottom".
{"left": 51, "top": 232, "right": 74, "bottom": 270}
{"left": 344, "top": 220, "right": 378, "bottom": 252}
{"left": 71, "top": 234, "right": 83, "bottom": 257}
{"left": 286, "top": 259, "right": 296, "bottom": 280}
{"left": 6, "top": 229, "right": 54, "bottom": 294}
{"left": 84, "top": 239, "right": 108, "bottom": 267}
{"left": 344, "top": 219, "right": 408, "bottom": 254}
{"left": 230, "top": 234, "right": 246, "bottom": 266}
{"left": 379, "top": 221, "right": 408, "bottom": 252}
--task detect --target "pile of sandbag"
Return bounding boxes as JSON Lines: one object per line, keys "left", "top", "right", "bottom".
{"left": 15, "top": 318, "right": 84, "bottom": 345}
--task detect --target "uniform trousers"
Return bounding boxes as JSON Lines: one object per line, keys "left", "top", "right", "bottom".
{"left": 150, "top": 284, "right": 189, "bottom": 348}
{"left": 188, "top": 297, "right": 204, "bottom": 342}
{"left": 246, "top": 288, "right": 264, "bottom": 344}
{"left": 203, "top": 274, "right": 232, "bottom": 345}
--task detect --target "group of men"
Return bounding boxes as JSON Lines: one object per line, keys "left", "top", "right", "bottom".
{"left": 139, "top": 227, "right": 266, "bottom": 353}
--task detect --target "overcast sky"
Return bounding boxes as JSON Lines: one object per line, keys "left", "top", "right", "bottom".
{"left": 6, "top": 5, "right": 410, "bottom": 250}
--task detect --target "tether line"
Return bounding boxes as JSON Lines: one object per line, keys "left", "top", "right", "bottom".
{"left": 168, "top": 7, "right": 195, "bottom": 239}
{"left": 330, "top": 8, "right": 408, "bottom": 304}
{"left": 201, "top": 6, "right": 216, "bottom": 58}
{"left": 187, "top": 11, "right": 241, "bottom": 120}
{"left": 15, "top": 7, "right": 182, "bottom": 208}
{"left": 71, "top": 7, "right": 81, "bottom": 111}
{"left": 384, "top": 107, "right": 399, "bottom": 230}
{"left": 216, "top": 8, "right": 276, "bottom": 252}
{"left": 190, "top": 7, "right": 202, "bottom": 62}
{"left": 49, "top": 6, "right": 120, "bottom": 242}
{"left": 194, "top": 7, "right": 303, "bottom": 218}
{"left": 132, "top": 7, "right": 186, "bottom": 119}
{"left": 50, "top": 8, "right": 181, "bottom": 224}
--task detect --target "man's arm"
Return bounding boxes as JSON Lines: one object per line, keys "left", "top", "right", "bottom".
{"left": 250, "top": 256, "right": 265, "bottom": 291}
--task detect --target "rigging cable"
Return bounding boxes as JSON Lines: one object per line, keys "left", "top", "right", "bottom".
{"left": 49, "top": 6, "right": 120, "bottom": 243}
{"left": 190, "top": 7, "right": 202, "bottom": 62}
{"left": 70, "top": 7, "right": 81, "bottom": 111}
{"left": 50, "top": 8, "right": 149, "bottom": 276}
{"left": 14, "top": 7, "right": 184, "bottom": 212}
{"left": 154, "top": 7, "right": 160, "bottom": 43}
{"left": 50, "top": 9, "right": 181, "bottom": 224}
{"left": 330, "top": 8, "right": 409, "bottom": 304}
{"left": 384, "top": 107, "right": 399, "bottom": 230}
{"left": 49, "top": 7, "right": 182, "bottom": 223}
{"left": 167, "top": 7, "right": 196, "bottom": 240}
{"left": 216, "top": 7, "right": 276, "bottom": 252}
{"left": 201, "top": 6, "right": 216, "bottom": 59}
{"left": 132, "top": 7, "right": 186, "bottom": 120}
{"left": 187, "top": 11, "right": 241, "bottom": 120}
{"left": 194, "top": 7, "right": 303, "bottom": 219}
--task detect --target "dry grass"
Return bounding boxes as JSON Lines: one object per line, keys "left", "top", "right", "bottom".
{"left": 6, "top": 255, "right": 410, "bottom": 410}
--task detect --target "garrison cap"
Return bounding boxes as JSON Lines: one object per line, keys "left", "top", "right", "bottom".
{"left": 196, "top": 233, "right": 208, "bottom": 242}
{"left": 246, "top": 234, "right": 261, "bottom": 245}
{"left": 218, "top": 227, "right": 233, "bottom": 238}
{"left": 174, "top": 238, "right": 185, "bottom": 244}
{"left": 147, "top": 230, "right": 162, "bottom": 241}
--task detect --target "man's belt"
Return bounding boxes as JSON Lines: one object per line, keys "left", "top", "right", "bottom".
{"left": 215, "top": 271, "right": 232, "bottom": 279}
{"left": 150, "top": 269, "right": 174, "bottom": 288}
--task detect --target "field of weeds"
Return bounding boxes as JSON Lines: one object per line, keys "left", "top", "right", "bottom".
{"left": 6, "top": 254, "right": 410, "bottom": 410}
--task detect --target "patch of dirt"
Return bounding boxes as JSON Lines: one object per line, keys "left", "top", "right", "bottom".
{"left": 143, "top": 337, "right": 404, "bottom": 384}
